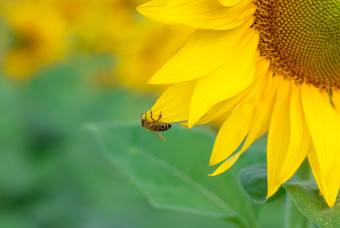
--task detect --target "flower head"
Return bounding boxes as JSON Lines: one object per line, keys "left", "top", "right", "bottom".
{"left": 138, "top": 0, "right": 340, "bottom": 207}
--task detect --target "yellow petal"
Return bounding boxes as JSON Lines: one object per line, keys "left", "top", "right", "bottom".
{"left": 194, "top": 88, "right": 249, "bottom": 125}
{"left": 267, "top": 81, "right": 311, "bottom": 198}
{"left": 208, "top": 66, "right": 275, "bottom": 176}
{"left": 180, "top": 82, "right": 252, "bottom": 128}
{"left": 308, "top": 146, "right": 340, "bottom": 208}
{"left": 183, "top": 65, "right": 264, "bottom": 127}
{"left": 148, "top": 20, "right": 252, "bottom": 85}
{"left": 239, "top": 69, "right": 279, "bottom": 154}
{"left": 180, "top": 87, "right": 250, "bottom": 128}
{"left": 279, "top": 83, "right": 311, "bottom": 182}
{"left": 209, "top": 152, "right": 241, "bottom": 176}
{"left": 301, "top": 84, "right": 339, "bottom": 176}
{"left": 218, "top": 0, "right": 243, "bottom": 7}
{"left": 137, "top": 0, "right": 255, "bottom": 30}
{"left": 136, "top": 0, "right": 173, "bottom": 25}
{"left": 188, "top": 28, "right": 258, "bottom": 127}
{"left": 266, "top": 81, "right": 291, "bottom": 198}
{"left": 209, "top": 86, "right": 265, "bottom": 176}
{"left": 209, "top": 97, "right": 255, "bottom": 166}
{"left": 194, "top": 62, "right": 267, "bottom": 125}
{"left": 145, "top": 80, "right": 196, "bottom": 123}
{"left": 208, "top": 61, "right": 278, "bottom": 176}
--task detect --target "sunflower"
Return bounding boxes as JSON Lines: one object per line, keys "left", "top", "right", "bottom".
{"left": 137, "top": 0, "right": 340, "bottom": 207}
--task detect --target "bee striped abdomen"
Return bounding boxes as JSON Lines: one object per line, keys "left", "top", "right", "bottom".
{"left": 154, "top": 123, "right": 172, "bottom": 132}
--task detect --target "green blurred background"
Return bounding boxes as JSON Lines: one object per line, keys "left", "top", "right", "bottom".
{"left": 0, "top": 54, "right": 242, "bottom": 227}
{"left": 0, "top": 1, "right": 286, "bottom": 227}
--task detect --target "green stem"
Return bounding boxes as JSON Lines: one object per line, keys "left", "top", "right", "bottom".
{"left": 284, "top": 196, "right": 302, "bottom": 228}
{"left": 285, "top": 159, "right": 316, "bottom": 228}
{"left": 284, "top": 194, "right": 315, "bottom": 228}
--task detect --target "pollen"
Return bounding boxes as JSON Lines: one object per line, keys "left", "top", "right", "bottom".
{"left": 254, "top": 0, "right": 340, "bottom": 92}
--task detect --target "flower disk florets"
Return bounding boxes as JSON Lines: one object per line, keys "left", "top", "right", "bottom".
{"left": 254, "top": 0, "right": 340, "bottom": 91}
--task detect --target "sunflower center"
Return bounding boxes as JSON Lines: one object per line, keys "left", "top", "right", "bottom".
{"left": 254, "top": 0, "right": 340, "bottom": 91}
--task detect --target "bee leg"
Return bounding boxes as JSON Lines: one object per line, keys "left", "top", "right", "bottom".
{"left": 150, "top": 110, "right": 155, "bottom": 121}
{"left": 152, "top": 131, "right": 166, "bottom": 141}
{"left": 156, "top": 111, "right": 162, "bottom": 121}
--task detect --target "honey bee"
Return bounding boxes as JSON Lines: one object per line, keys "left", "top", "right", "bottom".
{"left": 140, "top": 110, "right": 172, "bottom": 140}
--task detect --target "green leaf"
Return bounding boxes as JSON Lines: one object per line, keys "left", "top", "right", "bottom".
{"left": 238, "top": 165, "right": 285, "bottom": 204}
{"left": 283, "top": 183, "right": 340, "bottom": 228}
{"left": 239, "top": 165, "right": 267, "bottom": 204}
{"left": 86, "top": 122, "right": 262, "bottom": 228}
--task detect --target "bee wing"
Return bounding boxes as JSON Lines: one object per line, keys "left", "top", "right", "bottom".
{"left": 152, "top": 131, "right": 167, "bottom": 141}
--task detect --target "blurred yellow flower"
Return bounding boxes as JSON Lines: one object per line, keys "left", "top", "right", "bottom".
{"left": 1, "top": 1, "right": 68, "bottom": 78}
{"left": 114, "top": 21, "right": 194, "bottom": 92}
{"left": 50, "top": 0, "right": 141, "bottom": 52}
{"left": 138, "top": 0, "right": 340, "bottom": 207}
{"left": 0, "top": 0, "right": 193, "bottom": 94}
